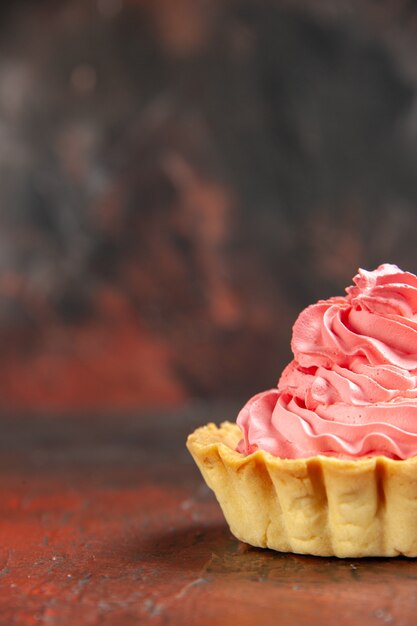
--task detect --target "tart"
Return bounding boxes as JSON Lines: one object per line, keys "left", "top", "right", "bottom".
{"left": 187, "top": 265, "right": 417, "bottom": 557}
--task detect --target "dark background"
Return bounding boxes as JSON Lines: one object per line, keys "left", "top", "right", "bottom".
{"left": 0, "top": 0, "right": 416, "bottom": 412}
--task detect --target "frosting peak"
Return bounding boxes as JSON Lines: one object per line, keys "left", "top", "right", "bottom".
{"left": 347, "top": 264, "right": 417, "bottom": 317}
{"left": 237, "top": 264, "right": 417, "bottom": 460}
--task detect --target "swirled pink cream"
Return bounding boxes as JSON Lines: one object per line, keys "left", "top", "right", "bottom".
{"left": 236, "top": 264, "right": 417, "bottom": 460}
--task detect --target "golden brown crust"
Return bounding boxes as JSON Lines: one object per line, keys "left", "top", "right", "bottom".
{"left": 187, "top": 422, "right": 417, "bottom": 557}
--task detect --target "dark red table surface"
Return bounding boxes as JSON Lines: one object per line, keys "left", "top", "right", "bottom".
{"left": 1, "top": 404, "right": 417, "bottom": 626}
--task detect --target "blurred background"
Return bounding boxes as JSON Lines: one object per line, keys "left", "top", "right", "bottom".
{"left": 0, "top": 0, "right": 416, "bottom": 413}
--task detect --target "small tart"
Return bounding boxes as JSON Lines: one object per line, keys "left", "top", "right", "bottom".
{"left": 187, "top": 422, "right": 417, "bottom": 558}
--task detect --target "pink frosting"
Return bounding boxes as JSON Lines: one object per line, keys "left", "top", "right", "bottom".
{"left": 236, "top": 264, "right": 417, "bottom": 460}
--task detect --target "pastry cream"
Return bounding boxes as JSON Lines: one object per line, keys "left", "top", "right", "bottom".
{"left": 237, "top": 264, "right": 417, "bottom": 460}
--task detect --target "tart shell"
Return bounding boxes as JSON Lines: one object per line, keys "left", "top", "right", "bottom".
{"left": 187, "top": 422, "right": 417, "bottom": 558}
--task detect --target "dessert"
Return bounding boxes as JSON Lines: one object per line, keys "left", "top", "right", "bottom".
{"left": 187, "top": 264, "right": 417, "bottom": 557}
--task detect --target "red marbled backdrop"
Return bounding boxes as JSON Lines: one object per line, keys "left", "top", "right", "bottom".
{"left": 0, "top": 0, "right": 416, "bottom": 411}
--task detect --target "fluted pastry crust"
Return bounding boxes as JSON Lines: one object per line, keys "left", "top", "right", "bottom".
{"left": 187, "top": 422, "right": 417, "bottom": 557}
